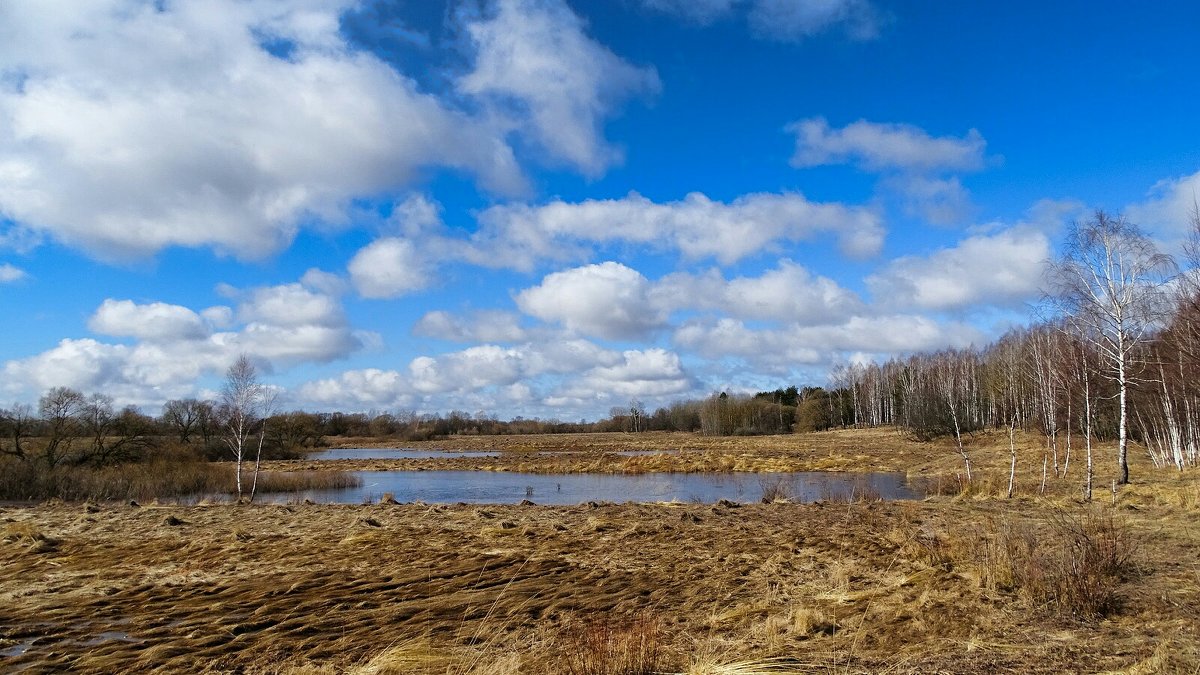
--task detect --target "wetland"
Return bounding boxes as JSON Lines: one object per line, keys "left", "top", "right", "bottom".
{"left": 2, "top": 428, "right": 1199, "bottom": 674}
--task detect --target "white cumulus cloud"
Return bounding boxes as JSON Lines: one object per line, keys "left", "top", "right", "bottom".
{"left": 674, "top": 318, "right": 823, "bottom": 366}
{"left": 1126, "top": 169, "right": 1200, "bottom": 250}
{"left": 656, "top": 261, "right": 863, "bottom": 324}
{"left": 641, "top": 0, "right": 738, "bottom": 24}
{"left": 866, "top": 228, "right": 1051, "bottom": 311}
{"left": 3, "top": 276, "right": 370, "bottom": 406}
{"left": 560, "top": 348, "right": 694, "bottom": 400}
{"left": 884, "top": 175, "right": 974, "bottom": 226}
{"left": 348, "top": 238, "right": 430, "bottom": 299}
{"left": 414, "top": 310, "right": 527, "bottom": 343}
{"left": 458, "top": 0, "right": 660, "bottom": 176}
{"left": 0, "top": 0, "right": 527, "bottom": 261}
{"left": 469, "top": 191, "right": 884, "bottom": 269}
{"left": 748, "top": 0, "right": 883, "bottom": 41}
{"left": 88, "top": 299, "right": 212, "bottom": 342}
{"left": 788, "top": 118, "right": 987, "bottom": 173}
{"left": 409, "top": 346, "right": 526, "bottom": 394}
{"left": 238, "top": 282, "right": 345, "bottom": 328}
{"left": 296, "top": 368, "right": 411, "bottom": 409}
{"left": 675, "top": 315, "right": 983, "bottom": 369}
{"left": 516, "top": 262, "right": 669, "bottom": 340}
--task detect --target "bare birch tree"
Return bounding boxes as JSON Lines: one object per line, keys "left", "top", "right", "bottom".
{"left": 1078, "top": 340, "right": 1098, "bottom": 500}
{"left": 1045, "top": 212, "right": 1176, "bottom": 484}
{"left": 1027, "top": 326, "right": 1062, "bottom": 476}
{"left": 247, "top": 388, "right": 278, "bottom": 503}
{"left": 932, "top": 349, "right": 976, "bottom": 482}
{"left": 221, "top": 355, "right": 266, "bottom": 502}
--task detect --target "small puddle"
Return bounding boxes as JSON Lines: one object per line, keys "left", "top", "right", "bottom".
{"left": 1, "top": 639, "right": 36, "bottom": 658}
{"left": 81, "top": 631, "right": 142, "bottom": 646}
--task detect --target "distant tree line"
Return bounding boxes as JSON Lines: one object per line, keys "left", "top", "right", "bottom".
{"left": 0, "top": 393, "right": 603, "bottom": 470}
{"left": 3, "top": 212, "right": 1197, "bottom": 498}
{"left": 590, "top": 212, "right": 1200, "bottom": 495}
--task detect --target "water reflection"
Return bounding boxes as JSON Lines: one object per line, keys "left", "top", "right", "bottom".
{"left": 306, "top": 448, "right": 680, "bottom": 460}
{"left": 307, "top": 448, "right": 500, "bottom": 460}
{"left": 274, "top": 470, "right": 916, "bottom": 505}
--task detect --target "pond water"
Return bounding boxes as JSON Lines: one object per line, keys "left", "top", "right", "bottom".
{"left": 307, "top": 448, "right": 680, "bottom": 460}
{"left": 307, "top": 448, "right": 501, "bottom": 460}
{"left": 269, "top": 470, "right": 916, "bottom": 505}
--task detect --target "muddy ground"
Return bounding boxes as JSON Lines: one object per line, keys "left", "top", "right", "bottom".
{"left": 3, "top": 429, "right": 1199, "bottom": 674}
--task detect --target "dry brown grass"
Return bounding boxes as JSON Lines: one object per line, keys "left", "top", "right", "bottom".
{"left": 253, "top": 470, "right": 363, "bottom": 494}
{"left": 287, "top": 428, "right": 927, "bottom": 475}
{"left": 0, "top": 457, "right": 362, "bottom": 502}
{"left": 0, "top": 455, "right": 228, "bottom": 501}
{"left": 1, "top": 498, "right": 1195, "bottom": 673}
{"left": 554, "top": 612, "right": 667, "bottom": 675}
{"left": 2, "top": 521, "right": 58, "bottom": 553}
{"left": 958, "top": 509, "right": 1139, "bottom": 618}
{"left": 2, "top": 428, "right": 1198, "bottom": 674}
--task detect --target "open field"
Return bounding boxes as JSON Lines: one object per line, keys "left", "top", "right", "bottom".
{"left": 3, "top": 428, "right": 1200, "bottom": 673}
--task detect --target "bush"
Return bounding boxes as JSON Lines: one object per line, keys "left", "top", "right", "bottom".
{"left": 793, "top": 397, "right": 831, "bottom": 433}
{"left": 974, "top": 510, "right": 1138, "bottom": 618}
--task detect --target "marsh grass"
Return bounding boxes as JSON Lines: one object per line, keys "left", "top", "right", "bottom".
{"left": 251, "top": 470, "right": 362, "bottom": 494}
{"left": 911, "top": 473, "right": 968, "bottom": 498}
{"left": 967, "top": 509, "right": 1138, "bottom": 618}
{"left": 2, "top": 522, "right": 58, "bottom": 553}
{"left": 0, "top": 455, "right": 361, "bottom": 502}
{"left": 818, "top": 481, "right": 882, "bottom": 504}
{"left": 4, "top": 427, "right": 1195, "bottom": 674}
{"left": 0, "top": 455, "right": 227, "bottom": 501}
{"left": 555, "top": 612, "right": 667, "bottom": 675}
{"left": 758, "top": 476, "right": 794, "bottom": 503}
{"left": 1120, "top": 639, "right": 1200, "bottom": 674}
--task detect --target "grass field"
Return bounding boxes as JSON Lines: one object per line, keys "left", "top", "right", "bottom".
{"left": 2, "top": 428, "right": 1199, "bottom": 673}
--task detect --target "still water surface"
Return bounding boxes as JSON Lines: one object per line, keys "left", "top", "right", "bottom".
{"left": 308, "top": 448, "right": 499, "bottom": 460}
{"left": 308, "top": 448, "right": 677, "bottom": 460}
{"left": 280, "top": 470, "right": 916, "bottom": 505}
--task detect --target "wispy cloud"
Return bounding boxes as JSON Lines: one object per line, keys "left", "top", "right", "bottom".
{"left": 0, "top": 263, "right": 27, "bottom": 283}
{"left": 459, "top": 0, "right": 660, "bottom": 176}
{"left": 643, "top": 0, "right": 885, "bottom": 41}
{"left": 788, "top": 118, "right": 987, "bottom": 173}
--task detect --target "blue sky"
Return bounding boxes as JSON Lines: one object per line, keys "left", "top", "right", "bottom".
{"left": 2, "top": 0, "right": 1199, "bottom": 420}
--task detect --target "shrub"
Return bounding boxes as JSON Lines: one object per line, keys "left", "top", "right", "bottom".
{"left": 793, "top": 397, "right": 831, "bottom": 433}
{"left": 973, "top": 510, "right": 1138, "bottom": 618}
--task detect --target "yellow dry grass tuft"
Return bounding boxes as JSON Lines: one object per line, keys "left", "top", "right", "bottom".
{"left": 1107, "top": 639, "right": 1200, "bottom": 675}
{"left": 684, "top": 657, "right": 817, "bottom": 675}
{"left": 2, "top": 521, "right": 58, "bottom": 553}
